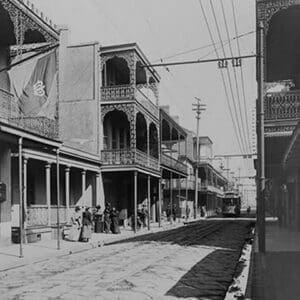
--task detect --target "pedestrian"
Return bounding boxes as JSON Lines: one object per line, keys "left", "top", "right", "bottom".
{"left": 66, "top": 206, "right": 82, "bottom": 241}
{"left": 80, "top": 207, "right": 93, "bottom": 242}
{"left": 186, "top": 205, "right": 191, "bottom": 220}
{"left": 94, "top": 205, "right": 103, "bottom": 233}
{"left": 110, "top": 207, "right": 121, "bottom": 234}
{"left": 172, "top": 204, "right": 177, "bottom": 222}
{"left": 103, "top": 203, "right": 111, "bottom": 233}
{"left": 166, "top": 205, "right": 171, "bottom": 222}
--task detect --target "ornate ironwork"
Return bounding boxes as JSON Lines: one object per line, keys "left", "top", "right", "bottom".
{"left": 0, "top": 88, "right": 19, "bottom": 119}
{"left": 264, "top": 91, "right": 300, "bottom": 121}
{"left": 101, "top": 85, "right": 135, "bottom": 101}
{"left": 101, "top": 148, "right": 159, "bottom": 171}
{"left": 9, "top": 116, "right": 59, "bottom": 139}
{"left": 1, "top": 0, "right": 59, "bottom": 44}
{"left": 161, "top": 154, "right": 188, "bottom": 175}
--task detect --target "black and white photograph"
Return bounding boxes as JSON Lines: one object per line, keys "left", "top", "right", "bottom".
{"left": 0, "top": 0, "right": 299, "bottom": 299}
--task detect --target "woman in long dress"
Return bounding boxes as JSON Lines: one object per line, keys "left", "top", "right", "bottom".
{"left": 103, "top": 204, "right": 111, "bottom": 234}
{"left": 110, "top": 207, "right": 121, "bottom": 234}
{"left": 67, "top": 206, "right": 82, "bottom": 242}
{"left": 80, "top": 207, "right": 92, "bottom": 242}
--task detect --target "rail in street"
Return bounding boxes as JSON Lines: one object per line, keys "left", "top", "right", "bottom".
{"left": 0, "top": 220, "right": 254, "bottom": 299}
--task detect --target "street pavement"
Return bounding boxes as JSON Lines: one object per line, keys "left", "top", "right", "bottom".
{"left": 0, "top": 220, "right": 253, "bottom": 300}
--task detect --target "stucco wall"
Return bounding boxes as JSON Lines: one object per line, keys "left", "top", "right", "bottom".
{"left": 0, "top": 143, "right": 11, "bottom": 244}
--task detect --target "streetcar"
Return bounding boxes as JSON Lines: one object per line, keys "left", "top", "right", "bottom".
{"left": 222, "top": 191, "right": 241, "bottom": 217}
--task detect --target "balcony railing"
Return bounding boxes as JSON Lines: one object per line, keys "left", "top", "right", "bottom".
{"left": 0, "top": 88, "right": 19, "bottom": 119}
{"left": 9, "top": 117, "right": 59, "bottom": 139}
{"left": 0, "top": 88, "right": 59, "bottom": 139}
{"left": 101, "top": 85, "right": 159, "bottom": 117}
{"left": 101, "top": 85, "right": 135, "bottom": 101}
{"left": 161, "top": 154, "right": 188, "bottom": 175}
{"left": 101, "top": 148, "right": 159, "bottom": 171}
{"left": 264, "top": 91, "right": 300, "bottom": 121}
{"left": 26, "top": 206, "right": 68, "bottom": 227}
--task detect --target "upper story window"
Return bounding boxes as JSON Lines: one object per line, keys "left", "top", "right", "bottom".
{"left": 267, "top": 6, "right": 300, "bottom": 89}
{"left": 102, "top": 56, "right": 130, "bottom": 86}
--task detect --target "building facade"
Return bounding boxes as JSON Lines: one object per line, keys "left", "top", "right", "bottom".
{"left": 257, "top": 0, "right": 300, "bottom": 231}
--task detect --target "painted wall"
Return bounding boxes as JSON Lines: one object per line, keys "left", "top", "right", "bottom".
{"left": 59, "top": 42, "right": 100, "bottom": 155}
{"left": 0, "top": 143, "right": 11, "bottom": 245}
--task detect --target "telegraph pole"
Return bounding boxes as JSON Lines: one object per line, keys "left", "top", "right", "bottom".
{"left": 193, "top": 97, "right": 206, "bottom": 219}
{"left": 257, "top": 22, "right": 265, "bottom": 253}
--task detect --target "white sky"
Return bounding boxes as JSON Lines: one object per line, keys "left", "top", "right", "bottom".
{"left": 30, "top": 0, "right": 257, "bottom": 190}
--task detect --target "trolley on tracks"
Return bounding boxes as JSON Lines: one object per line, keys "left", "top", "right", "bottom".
{"left": 222, "top": 191, "right": 241, "bottom": 217}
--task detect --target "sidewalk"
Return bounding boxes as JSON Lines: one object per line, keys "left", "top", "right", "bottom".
{"left": 250, "top": 220, "right": 300, "bottom": 300}
{"left": 0, "top": 220, "right": 186, "bottom": 272}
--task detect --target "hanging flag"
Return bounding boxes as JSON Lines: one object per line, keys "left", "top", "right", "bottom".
{"left": 8, "top": 49, "right": 58, "bottom": 119}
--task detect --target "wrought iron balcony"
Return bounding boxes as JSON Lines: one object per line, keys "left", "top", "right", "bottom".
{"left": 101, "top": 85, "right": 159, "bottom": 117}
{"left": 161, "top": 154, "right": 188, "bottom": 175}
{"left": 0, "top": 88, "right": 59, "bottom": 139}
{"left": 101, "top": 148, "right": 159, "bottom": 171}
{"left": 264, "top": 91, "right": 300, "bottom": 122}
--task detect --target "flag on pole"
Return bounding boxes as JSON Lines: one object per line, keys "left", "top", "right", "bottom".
{"left": 8, "top": 49, "right": 58, "bottom": 119}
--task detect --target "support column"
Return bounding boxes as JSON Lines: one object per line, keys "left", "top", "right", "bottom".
{"left": 178, "top": 176, "right": 181, "bottom": 221}
{"left": 134, "top": 171, "right": 138, "bottom": 233}
{"left": 18, "top": 138, "right": 23, "bottom": 258}
{"left": 96, "top": 172, "right": 100, "bottom": 206}
{"left": 65, "top": 167, "right": 70, "bottom": 222}
{"left": 147, "top": 122, "right": 150, "bottom": 167}
{"left": 82, "top": 170, "right": 86, "bottom": 207}
{"left": 170, "top": 173, "right": 173, "bottom": 224}
{"left": 147, "top": 175, "right": 151, "bottom": 230}
{"left": 45, "top": 163, "right": 51, "bottom": 226}
{"left": 185, "top": 177, "right": 188, "bottom": 221}
{"left": 23, "top": 158, "right": 28, "bottom": 231}
{"left": 158, "top": 177, "right": 162, "bottom": 227}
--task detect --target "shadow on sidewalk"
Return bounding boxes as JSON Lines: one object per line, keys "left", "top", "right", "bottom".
{"left": 166, "top": 249, "right": 238, "bottom": 299}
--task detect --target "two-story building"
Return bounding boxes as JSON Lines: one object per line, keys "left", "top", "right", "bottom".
{"left": 0, "top": 0, "right": 103, "bottom": 245}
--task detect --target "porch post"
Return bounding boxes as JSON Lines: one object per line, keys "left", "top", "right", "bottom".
{"left": 178, "top": 175, "right": 181, "bottom": 222}
{"left": 23, "top": 157, "right": 28, "bottom": 231}
{"left": 158, "top": 177, "right": 162, "bottom": 227}
{"left": 147, "top": 175, "right": 151, "bottom": 230}
{"left": 185, "top": 176, "right": 188, "bottom": 222}
{"left": 96, "top": 172, "right": 100, "bottom": 206}
{"left": 147, "top": 123, "right": 150, "bottom": 167}
{"left": 170, "top": 172, "right": 173, "bottom": 224}
{"left": 82, "top": 170, "right": 86, "bottom": 207}
{"left": 134, "top": 171, "right": 138, "bottom": 233}
{"left": 18, "top": 138, "right": 23, "bottom": 258}
{"left": 65, "top": 167, "right": 70, "bottom": 222}
{"left": 45, "top": 163, "right": 51, "bottom": 226}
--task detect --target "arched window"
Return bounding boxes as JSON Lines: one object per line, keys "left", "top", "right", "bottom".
{"left": 103, "top": 110, "right": 130, "bottom": 150}
{"left": 136, "top": 112, "right": 147, "bottom": 153}
{"left": 136, "top": 61, "right": 147, "bottom": 85}
{"left": 267, "top": 6, "right": 300, "bottom": 88}
{"left": 149, "top": 123, "right": 158, "bottom": 158}
{"left": 102, "top": 56, "right": 130, "bottom": 86}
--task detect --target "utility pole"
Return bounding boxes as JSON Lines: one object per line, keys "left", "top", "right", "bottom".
{"left": 257, "top": 22, "right": 265, "bottom": 253}
{"left": 192, "top": 97, "right": 206, "bottom": 219}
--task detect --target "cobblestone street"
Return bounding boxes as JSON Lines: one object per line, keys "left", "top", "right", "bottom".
{"left": 0, "top": 220, "right": 253, "bottom": 300}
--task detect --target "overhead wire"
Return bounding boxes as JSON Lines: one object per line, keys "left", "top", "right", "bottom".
{"left": 152, "top": 30, "right": 255, "bottom": 63}
{"left": 208, "top": 0, "right": 248, "bottom": 158}
{"left": 197, "top": 0, "right": 245, "bottom": 158}
{"left": 231, "top": 0, "right": 254, "bottom": 170}
{"left": 219, "top": 0, "right": 251, "bottom": 155}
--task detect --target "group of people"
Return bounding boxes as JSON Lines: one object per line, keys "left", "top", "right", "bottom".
{"left": 67, "top": 206, "right": 93, "bottom": 242}
{"left": 66, "top": 203, "right": 121, "bottom": 242}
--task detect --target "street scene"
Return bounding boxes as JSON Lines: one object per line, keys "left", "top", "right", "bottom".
{"left": 0, "top": 220, "right": 254, "bottom": 299}
{"left": 1, "top": 0, "right": 300, "bottom": 299}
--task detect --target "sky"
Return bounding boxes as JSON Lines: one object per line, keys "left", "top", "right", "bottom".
{"left": 30, "top": 0, "right": 257, "bottom": 197}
